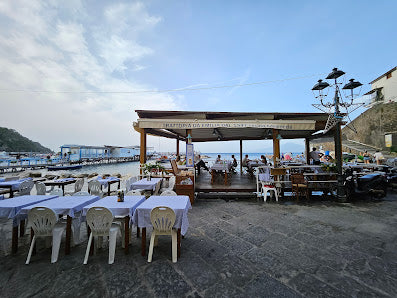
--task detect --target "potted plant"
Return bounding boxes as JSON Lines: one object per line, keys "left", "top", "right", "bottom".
{"left": 142, "top": 162, "right": 166, "bottom": 176}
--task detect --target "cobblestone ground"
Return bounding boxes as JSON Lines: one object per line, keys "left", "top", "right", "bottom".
{"left": 1, "top": 192, "right": 397, "bottom": 297}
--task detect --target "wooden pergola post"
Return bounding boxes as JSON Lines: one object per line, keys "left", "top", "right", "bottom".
{"left": 176, "top": 137, "right": 180, "bottom": 157}
{"left": 305, "top": 138, "right": 310, "bottom": 165}
{"left": 239, "top": 139, "right": 243, "bottom": 173}
{"left": 140, "top": 129, "right": 147, "bottom": 174}
{"left": 272, "top": 129, "right": 280, "bottom": 166}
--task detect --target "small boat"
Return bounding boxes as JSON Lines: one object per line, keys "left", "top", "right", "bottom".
{"left": 47, "top": 165, "right": 82, "bottom": 171}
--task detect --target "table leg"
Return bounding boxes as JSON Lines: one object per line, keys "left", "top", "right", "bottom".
{"left": 137, "top": 226, "right": 140, "bottom": 238}
{"left": 141, "top": 227, "right": 146, "bottom": 256}
{"left": 177, "top": 228, "right": 181, "bottom": 258}
{"left": 20, "top": 220, "right": 25, "bottom": 237}
{"left": 65, "top": 215, "right": 72, "bottom": 255}
{"left": 31, "top": 228, "right": 36, "bottom": 255}
{"left": 118, "top": 181, "right": 121, "bottom": 190}
{"left": 124, "top": 216, "right": 130, "bottom": 254}
{"left": 9, "top": 187, "right": 14, "bottom": 198}
{"left": 62, "top": 185, "right": 65, "bottom": 195}
{"left": 211, "top": 170, "right": 214, "bottom": 184}
{"left": 88, "top": 226, "right": 94, "bottom": 256}
{"left": 107, "top": 184, "right": 111, "bottom": 196}
{"left": 12, "top": 225, "right": 18, "bottom": 254}
{"left": 224, "top": 171, "right": 227, "bottom": 185}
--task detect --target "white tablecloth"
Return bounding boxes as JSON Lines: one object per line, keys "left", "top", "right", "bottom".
{"left": 0, "top": 195, "right": 58, "bottom": 219}
{"left": 83, "top": 195, "right": 145, "bottom": 220}
{"left": 131, "top": 178, "right": 162, "bottom": 191}
{"left": 18, "top": 195, "right": 100, "bottom": 218}
{"left": 132, "top": 195, "right": 191, "bottom": 235}
{"left": 211, "top": 162, "right": 232, "bottom": 173}
{"left": 53, "top": 178, "right": 76, "bottom": 183}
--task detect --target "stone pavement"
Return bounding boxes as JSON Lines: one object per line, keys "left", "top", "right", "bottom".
{"left": 1, "top": 193, "right": 397, "bottom": 297}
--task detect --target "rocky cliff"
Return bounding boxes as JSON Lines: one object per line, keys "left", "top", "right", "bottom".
{"left": 342, "top": 102, "right": 397, "bottom": 149}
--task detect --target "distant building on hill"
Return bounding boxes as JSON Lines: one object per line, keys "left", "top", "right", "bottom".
{"left": 364, "top": 66, "right": 397, "bottom": 107}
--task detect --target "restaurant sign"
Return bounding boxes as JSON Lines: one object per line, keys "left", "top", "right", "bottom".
{"left": 137, "top": 119, "right": 316, "bottom": 130}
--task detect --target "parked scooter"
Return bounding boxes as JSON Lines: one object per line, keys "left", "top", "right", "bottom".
{"left": 344, "top": 168, "right": 388, "bottom": 199}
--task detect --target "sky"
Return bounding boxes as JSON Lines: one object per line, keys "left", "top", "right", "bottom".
{"left": 0, "top": 0, "right": 396, "bottom": 153}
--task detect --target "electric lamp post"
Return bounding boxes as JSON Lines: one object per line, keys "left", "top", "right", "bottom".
{"left": 312, "top": 68, "right": 362, "bottom": 202}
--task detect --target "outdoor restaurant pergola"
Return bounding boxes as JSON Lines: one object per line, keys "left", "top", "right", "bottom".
{"left": 133, "top": 110, "right": 334, "bottom": 171}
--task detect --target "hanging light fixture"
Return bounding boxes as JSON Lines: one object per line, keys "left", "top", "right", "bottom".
{"left": 276, "top": 134, "right": 282, "bottom": 140}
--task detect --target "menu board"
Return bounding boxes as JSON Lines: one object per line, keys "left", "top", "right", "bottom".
{"left": 186, "top": 144, "right": 194, "bottom": 167}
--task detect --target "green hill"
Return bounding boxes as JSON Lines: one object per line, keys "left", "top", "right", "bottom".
{"left": 0, "top": 127, "right": 52, "bottom": 153}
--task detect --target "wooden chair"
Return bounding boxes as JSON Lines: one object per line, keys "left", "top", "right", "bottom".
{"left": 170, "top": 160, "right": 181, "bottom": 176}
{"left": 291, "top": 173, "right": 309, "bottom": 200}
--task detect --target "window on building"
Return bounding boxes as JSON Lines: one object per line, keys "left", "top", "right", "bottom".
{"left": 386, "top": 72, "right": 392, "bottom": 79}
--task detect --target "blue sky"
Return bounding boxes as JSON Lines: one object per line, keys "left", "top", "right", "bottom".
{"left": 0, "top": 1, "right": 396, "bottom": 153}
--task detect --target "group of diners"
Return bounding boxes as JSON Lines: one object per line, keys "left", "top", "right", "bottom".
{"left": 0, "top": 173, "right": 192, "bottom": 265}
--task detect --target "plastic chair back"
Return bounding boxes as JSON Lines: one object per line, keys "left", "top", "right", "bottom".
{"left": 86, "top": 207, "right": 114, "bottom": 236}
{"left": 168, "top": 176, "right": 176, "bottom": 190}
{"left": 153, "top": 180, "right": 161, "bottom": 195}
{"left": 36, "top": 182, "right": 46, "bottom": 195}
{"left": 160, "top": 190, "right": 177, "bottom": 196}
{"left": 74, "top": 178, "right": 84, "bottom": 192}
{"left": 88, "top": 180, "right": 103, "bottom": 197}
{"left": 28, "top": 207, "right": 57, "bottom": 237}
{"left": 125, "top": 177, "right": 137, "bottom": 192}
{"left": 150, "top": 206, "right": 176, "bottom": 233}
{"left": 18, "top": 180, "right": 34, "bottom": 195}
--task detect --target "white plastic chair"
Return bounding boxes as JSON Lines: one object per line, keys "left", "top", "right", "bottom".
{"left": 160, "top": 190, "right": 177, "bottom": 196}
{"left": 50, "top": 188, "right": 63, "bottom": 196}
{"left": 26, "top": 207, "right": 66, "bottom": 264}
{"left": 153, "top": 180, "right": 162, "bottom": 196}
{"left": 35, "top": 182, "right": 46, "bottom": 195}
{"left": 126, "top": 189, "right": 143, "bottom": 196}
{"left": 160, "top": 176, "right": 176, "bottom": 194}
{"left": 17, "top": 180, "right": 34, "bottom": 196}
{"left": 148, "top": 206, "right": 177, "bottom": 263}
{"left": 74, "top": 178, "right": 84, "bottom": 193}
{"left": 257, "top": 167, "right": 279, "bottom": 202}
{"left": 83, "top": 207, "right": 120, "bottom": 265}
{"left": 125, "top": 177, "right": 137, "bottom": 192}
{"left": 88, "top": 180, "right": 103, "bottom": 198}
{"left": 72, "top": 191, "right": 90, "bottom": 196}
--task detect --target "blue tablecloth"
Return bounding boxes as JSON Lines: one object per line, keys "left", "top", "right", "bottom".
{"left": 0, "top": 178, "right": 33, "bottom": 191}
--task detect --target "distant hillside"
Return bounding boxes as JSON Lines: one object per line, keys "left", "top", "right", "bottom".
{"left": 0, "top": 127, "right": 52, "bottom": 153}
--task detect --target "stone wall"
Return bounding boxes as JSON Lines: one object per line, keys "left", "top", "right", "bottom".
{"left": 343, "top": 102, "right": 397, "bottom": 149}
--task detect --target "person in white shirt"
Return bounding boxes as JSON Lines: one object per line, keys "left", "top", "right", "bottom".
{"left": 195, "top": 154, "right": 208, "bottom": 174}
{"left": 215, "top": 155, "right": 222, "bottom": 163}
{"left": 373, "top": 150, "right": 384, "bottom": 165}
{"left": 309, "top": 148, "right": 323, "bottom": 165}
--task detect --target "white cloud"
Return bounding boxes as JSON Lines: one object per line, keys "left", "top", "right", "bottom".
{"left": 0, "top": 1, "right": 179, "bottom": 151}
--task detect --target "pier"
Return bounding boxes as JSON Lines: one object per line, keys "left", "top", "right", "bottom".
{"left": 0, "top": 156, "right": 140, "bottom": 173}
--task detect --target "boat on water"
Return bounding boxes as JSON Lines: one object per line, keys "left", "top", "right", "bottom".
{"left": 47, "top": 165, "right": 82, "bottom": 171}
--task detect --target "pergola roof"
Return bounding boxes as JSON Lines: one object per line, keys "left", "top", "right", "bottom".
{"left": 134, "top": 110, "right": 335, "bottom": 142}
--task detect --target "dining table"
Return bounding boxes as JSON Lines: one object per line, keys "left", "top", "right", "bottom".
{"left": 131, "top": 178, "right": 162, "bottom": 193}
{"left": 83, "top": 195, "right": 146, "bottom": 254}
{"left": 94, "top": 177, "right": 121, "bottom": 196}
{"left": 44, "top": 178, "right": 77, "bottom": 194}
{"left": 0, "top": 178, "right": 33, "bottom": 198}
{"left": 0, "top": 195, "right": 58, "bottom": 253}
{"left": 211, "top": 162, "right": 232, "bottom": 185}
{"left": 18, "top": 195, "right": 100, "bottom": 255}
{"left": 132, "top": 195, "right": 192, "bottom": 257}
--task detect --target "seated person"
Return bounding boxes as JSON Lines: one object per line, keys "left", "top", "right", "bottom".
{"left": 242, "top": 154, "right": 251, "bottom": 167}
{"left": 230, "top": 154, "right": 238, "bottom": 173}
{"left": 195, "top": 154, "right": 209, "bottom": 174}
{"left": 215, "top": 154, "right": 222, "bottom": 163}
{"left": 260, "top": 155, "right": 267, "bottom": 165}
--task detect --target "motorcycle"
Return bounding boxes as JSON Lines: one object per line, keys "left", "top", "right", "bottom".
{"left": 344, "top": 168, "right": 388, "bottom": 200}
